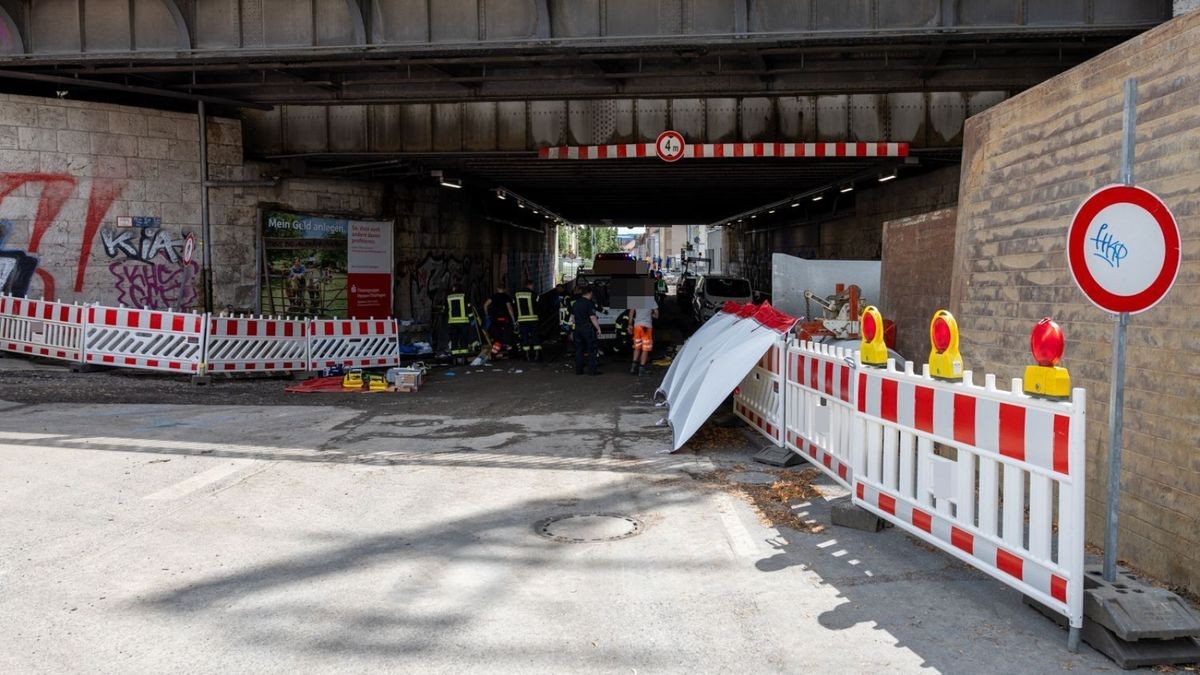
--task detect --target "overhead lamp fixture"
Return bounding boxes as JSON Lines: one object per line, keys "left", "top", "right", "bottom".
{"left": 768, "top": 209, "right": 776, "bottom": 214}
{"left": 839, "top": 183, "right": 854, "bottom": 193}
{"left": 431, "top": 169, "right": 462, "bottom": 189}
{"left": 531, "top": 209, "right": 539, "bottom": 214}
{"left": 812, "top": 194, "right": 824, "bottom": 202}
{"left": 878, "top": 169, "right": 898, "bottom": 183}
{"left": 790, "top": 202, "right": 800, "bottom": 208}
{"left": 517, "top": 201, "right": 526, "bottom": 209}
{"left": 495, "top": 189, "right": 507, "bottom": 200}
{"left": 750, "top": 214, "right": 757, "bottom": 219}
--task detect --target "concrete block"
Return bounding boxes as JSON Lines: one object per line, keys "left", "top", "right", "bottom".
{"left": 168, "top": 138, "right": 200, "bottom": 162}
{"left": 146, "top": 116, "right": 177, "bottom": 139}
{"left": 126, "top": 157, "right": 161, "bottom": 180}
{"left": 0, "top": 126, "right": 18, "bottom": 149}
{"left": 107, "top": 111, "right": 147, "bottom": 136}
{"left": 94, "top": 156, "right": 127, "bottom": 179}
{"left": 0, "top": 102, "right": 38, "bottom": 127}
{"left": 38, "top": 152, "right": 69, "bottom": 173}
{"left": 1082, "top": 565, "right": 1200, "bottom": 641}
{"left": 137, "top": 137, "right": 171, "bottom": 160}
{"left": 37, "top": 105, "right": 68, "bottom": 130}
{"left": 56, "top": 129, "right": 91, "bottom": 154}
{"left": 90, "top": 133, "right": 139, "bottom": 158}
{"left": 159, "top": 159, "right": 200, "bottom": 182}
{"left": 0, "top": 149, "right": 42, "bottom": 173}
{"left": 830, "top": 499, "right": 884, "bottom": 532}
{"left": 66, "top": 108, "right": 109, "bottom": 132}
{"left": 18, "top": 127, "right": 57, "bottom": 152}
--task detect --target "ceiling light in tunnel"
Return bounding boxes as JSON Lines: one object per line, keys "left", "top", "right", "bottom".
{"left": 878, "top": 169, "right": 898, "bottom": 183}
{"left": 839, "top": 184, "right": 854, "bottom": 193}
{"left": 812, "top": 194, "right": 824, "bottom": 202}
{"left": 768, "top": 209, "right": 776, "bottom": 214}
{"left": 517, "top": 202, "right": 526, "bottom": 208}
{"left": 531, "top": 209, "right": 539, "bottom": 214}
{"left": 440, "top": 177, "right": 463, "bottom": 189}
{"left": 750, "top": 214, "right": 757, "bottom": 219}
{"left": 495, "top": 189, "right": 507, "bottom": 200}
{"left": 790, "top": 202, "right": 799, "bottom": 208}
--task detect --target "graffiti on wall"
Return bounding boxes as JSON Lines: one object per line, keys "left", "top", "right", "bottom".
{"left": 0, "top": 173, "right": 124, "bottom": 300}
{"left": 505, "top": 250, "right": 552, "bottom": 293}
{"left": 408, "top": 253, "right": 489, "bottom": 325}
{"left": 101, "top": 226, "right": 198, "bottom": 310}
{"left": 0, "top": 219, "right": 39, "bottom": 296}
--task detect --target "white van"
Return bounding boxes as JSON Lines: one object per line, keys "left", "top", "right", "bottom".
{"left": 691, "top": 274, "right": 752, "bottom": 322}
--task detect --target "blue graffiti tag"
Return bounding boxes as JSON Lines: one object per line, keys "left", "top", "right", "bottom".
{"left": 1090, "top": 223, "right": 1128, "bottom": 268}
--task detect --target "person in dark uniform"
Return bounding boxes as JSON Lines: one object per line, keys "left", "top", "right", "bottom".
{"left": 571, "top": 285, "right": 602, "bottom": 376}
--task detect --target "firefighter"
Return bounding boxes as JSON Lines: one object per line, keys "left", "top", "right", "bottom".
{"left": 614, "top": 310, "right": 631, "bottom": 352}
{"left": 484, "top": 283, "right": 517, "bottom": 357}
{"left": 445, "top": 284, "right": 479, "bottom": 364}
{"left": 654, "top": 271, "right": 668, "bottom": 304}
{"left": 514, "top": 279, "right": 542, "bottom": 361}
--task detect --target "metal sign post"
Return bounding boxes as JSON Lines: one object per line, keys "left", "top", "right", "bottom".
{"left": 1102, "top": 78, "right": 1137, "bottom": 583}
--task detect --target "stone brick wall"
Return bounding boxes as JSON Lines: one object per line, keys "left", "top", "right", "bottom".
{"left": 952, "top": 12, "right": 1200, "bottom": 595}
{"left": 728, "top": 165, "right": 960, "bottom": 298}
{"left": 0, "top": 93, "right": 240, "bottom": 311}
{"left": 880, "top": 208, "right": 958, "bottom": 357}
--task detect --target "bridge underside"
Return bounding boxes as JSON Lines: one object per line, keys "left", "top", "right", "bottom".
{"left": 0, "top": 0, "right": 1171, "bottom": 223}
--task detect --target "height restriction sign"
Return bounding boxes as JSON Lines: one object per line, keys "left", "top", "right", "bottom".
{"left": 655, "top": 130, "right": 686, "bottom": 162}
{"left": 1067, "top": 184, "right": 1181, "bottom": 314}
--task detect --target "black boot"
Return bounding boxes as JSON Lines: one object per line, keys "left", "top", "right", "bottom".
{"left": 629, "top": 361, "right": 638, "bottom": 375}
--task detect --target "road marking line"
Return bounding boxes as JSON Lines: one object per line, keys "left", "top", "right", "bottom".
{"left": 143, "top": 460, "right": 255, "bottom": 501}
{"left": 717, "top": 494, "right": 759, "bottom": 558}
{"left": 0, "top": 431, "right": 65, "bottom": 440}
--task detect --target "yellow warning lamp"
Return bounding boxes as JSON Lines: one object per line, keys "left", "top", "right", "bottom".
{"left": 928, "top": 310, "right": 963, "bottom": 381}
{"left": 1023, "top": 317, "right": 1071, "bottom": 400}
{"left": 859, "top": 305, "right": 888, "bottom": 368}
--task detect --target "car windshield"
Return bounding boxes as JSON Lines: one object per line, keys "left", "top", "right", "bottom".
{"left": 705, "top": 278, "right": 750, "bottom": 297}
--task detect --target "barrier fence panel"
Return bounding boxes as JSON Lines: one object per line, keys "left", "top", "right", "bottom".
{"left": 205, "top": 316, "right": 309, "bottom": 374}
{"left": 307, "top": 318, "right": 400, "bottom": 370}
{"left": 83, "top": 306, "right": 206, "bottom": 374}
{"left": 783, "top": 340, "right": 858, "bottom": 489}
{"left": 733, "top": 336, "right": 786, "bottom": 445}
{"left": 0, "top": 295, "right": 86, "bottom": 363}
{"left": 852, "top": 360, "right": 1086, "bottom": 633}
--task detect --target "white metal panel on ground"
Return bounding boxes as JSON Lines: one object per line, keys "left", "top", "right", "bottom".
{"left": 205, "top": 316, "right": 309, "bottom": 373}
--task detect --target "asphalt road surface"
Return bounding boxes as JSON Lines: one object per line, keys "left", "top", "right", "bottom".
{"left": 0, "top": 354, "right": 1130, "bottom": 674}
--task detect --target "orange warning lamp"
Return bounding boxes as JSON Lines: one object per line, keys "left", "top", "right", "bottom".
{"left": 859, "top": 305, "right": 888, "bottom": 367}
{"left": 928, "top": 310, "right": 963, "bottom": 381}
{"left": 1023, "top": 317, "right": 1071, "bottom": 399}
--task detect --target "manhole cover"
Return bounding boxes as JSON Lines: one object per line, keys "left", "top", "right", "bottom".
{"left": 728, "top": 471, "right": 778, "bottom": 485}
{"left": 536, "top": 513, "right": 644, "bottom": 543}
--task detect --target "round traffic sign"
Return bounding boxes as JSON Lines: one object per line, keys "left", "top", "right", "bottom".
{"left": 182, "top": 233, "right": 196, "bottom": 265}
{"left": 655, "top": 130, "right": 686, "bottom": 163}
{"left": 1067, "top": 184, "right": 1180, "bottom": 314}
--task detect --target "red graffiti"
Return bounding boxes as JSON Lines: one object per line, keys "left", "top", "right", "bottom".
{"left": 0, "top": 173, "right": 124, "bottom": 300}
{"left": 76, "top": 179, "right": 125, "bottom": 293}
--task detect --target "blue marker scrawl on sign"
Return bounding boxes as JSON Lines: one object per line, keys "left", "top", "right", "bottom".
{"left": 1090, "top": 223, "right": 1128, "bottom": 268}
{"left": 132, "top": 216, "right": 162, "bottom": 228}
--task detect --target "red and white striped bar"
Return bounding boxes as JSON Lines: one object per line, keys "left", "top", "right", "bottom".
{"left": 84, "top": 306, "right": 206, "bottom": 374}
{"left": 851, "top": 358, "right": 1087, "bottom": 634}
{"left": 783, "top": 340, "right": 858, "bottom": 489}
{"left": 206, "top": 316, "right": 309, "bottom": 374}
{"left": 540, "top": 141, "right": 908, "bottom": 160}
{"left": 307, "top": 318, "right": 400, "bottom": 370}
{"left": 0, "top": 294, "right": 86, "bottom": 362}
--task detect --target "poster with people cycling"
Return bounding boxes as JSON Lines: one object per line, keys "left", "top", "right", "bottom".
{"left": 261, "top": 211, "right": 393, "bottom": 318}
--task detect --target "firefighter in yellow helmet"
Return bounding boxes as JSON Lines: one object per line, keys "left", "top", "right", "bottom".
{"left": 514, "top": 279, "right": 542, "bottom": 361}
{"left": 445, "top": 284, "right": 479, "bottom": 364}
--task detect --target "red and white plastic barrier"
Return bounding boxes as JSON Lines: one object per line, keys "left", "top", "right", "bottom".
{"left": 307, "top": 318, "right": 400, "bottom": 371}
{"left": 0, "top": 295, "right": 86, "bottom": 362}
{"left": 539, "top": 142, "right": 909, "bottom": 160}
{"left": 783, "top": 341, "right": 857, "bottom": 489}
{"left": 851, "top": 360, "right": 1086, "bottom": 635}
{"left": 205, "top": 316, "right": 309, "bottom": 373}
{"left": 84, "top": 306, "right": 206, "bottom": 374}
{"left": 734, "top": 337, "right": 786, "bottom": 445}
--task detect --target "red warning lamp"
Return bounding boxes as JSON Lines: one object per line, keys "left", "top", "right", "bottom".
{"left": 927, "top": 310, "right": 963, "bottom": 381}
{"left": 862, "top": 311, "right": 878, "bottom": 342}
{"left": 1030, "top": 317, "right": 1065, "bottom": 367}
{"left": 932, "top": 315, "right": 952, "bottom": 353}
{"left": 1024, "top": 317, "right": 1071, "bottom": 399}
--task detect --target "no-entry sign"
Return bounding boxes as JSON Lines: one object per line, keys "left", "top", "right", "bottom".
{"left": 655, "top": 130, "right": 686, "bottom": 162}
{"left": 1067, "top": 184, "right": 1180, "bottom": 314}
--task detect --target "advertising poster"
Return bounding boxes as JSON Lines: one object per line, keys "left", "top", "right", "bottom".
{"left": 347, "top": 220, "right": 393, "bottom": 318}
{"left": 261, "top": 211, "right": 394, "bottom": 318}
